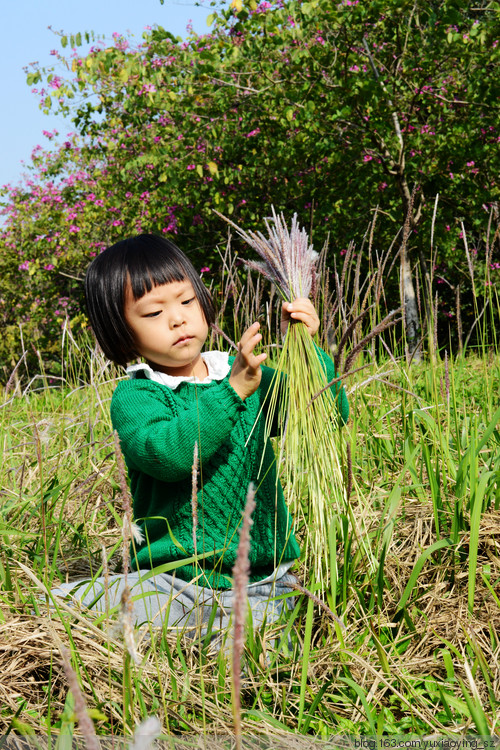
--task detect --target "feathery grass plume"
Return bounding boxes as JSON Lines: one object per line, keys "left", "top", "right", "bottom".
{"left": 456, "top": 283, "right": 463, "bottom": 353}
{"left": 114, "top": 430, "right": 133, "bottom": 577}
{"left": 129, "top": 716, "right": 162, "bottom": 750}
{"left": 131, "top": 523, "right": 145, "bottom": 545}
{"left": 120, "top": 586, "right": 140, "bottom": 665}
{"left": 218, "top": 209, "right": 355, "bottom": 594}
{"left": 217, "top": 207, "right": 319, "bottom": 301}
{"left": 444, "top": 350, "right": 450, "bottom": 407}
{"left": 114, "top": 430, "right": 140, "bottom": 665}
{"left": 4, "top": 352, "right": 27, "bottom": 396}
{"left": 60, "top": 646, "right": 100, "bottom": 750}
{"left": 100, "top": 543, "right": 110, "bottom": 621}
{"left": 210, "top": 322, "right": 237, "bottom": 351}
{"left": 190, "top": 442, "right": 203, "bottom": 635}
{"left": 231, "top": 482, "right": 256, "bottom": 750}
{"left": 191, "top": 441, "right": 199, "bottom": 556}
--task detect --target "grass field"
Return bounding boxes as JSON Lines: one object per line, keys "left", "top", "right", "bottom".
{"left": 1, "top": 340, "right": 499, "bottom": 739}
{"left": 1, "top": 235, "right": 499, "bottom": 740}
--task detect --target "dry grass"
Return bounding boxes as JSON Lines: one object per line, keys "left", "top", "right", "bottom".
{"left": 0, "top": 489, "right": 498, "bottom": 735}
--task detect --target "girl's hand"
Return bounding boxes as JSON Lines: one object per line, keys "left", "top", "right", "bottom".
{"left": 281, "top": 298, "right": 320, "bottom": 337}
{"left": 230, "top": 322, "right": 267, "bottom": 400}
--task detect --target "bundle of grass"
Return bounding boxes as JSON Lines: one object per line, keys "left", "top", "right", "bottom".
{"left": 218, "top": 208, "right": 360, "bottom": 597}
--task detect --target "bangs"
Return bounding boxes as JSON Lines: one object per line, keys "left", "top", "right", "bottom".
{"left": 125, "top": 239, "right": 187, "bottom": 301}
{"left": 85, "top": 233, "right": 216, "bottom": 367}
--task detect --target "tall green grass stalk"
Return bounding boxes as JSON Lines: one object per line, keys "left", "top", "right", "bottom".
{"left": 218, "top": 209, "right": 354, "bottom": 593}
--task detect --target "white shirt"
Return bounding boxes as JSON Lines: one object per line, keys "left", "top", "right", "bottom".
{"left": 127, "top": 350, "right": 231, "bottom": 388}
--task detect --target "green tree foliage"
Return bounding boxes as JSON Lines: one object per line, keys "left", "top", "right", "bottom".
{"left": 1, "top": 0, "right": 499, "bottom": 375}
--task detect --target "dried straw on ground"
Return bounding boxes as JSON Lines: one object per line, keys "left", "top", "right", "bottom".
{"left": 1, "top": 502, "right": 498, "bottom": 735}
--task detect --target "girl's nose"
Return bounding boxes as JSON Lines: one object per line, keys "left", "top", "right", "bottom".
{"left": 170, "top": 309, "right": 185, "bottom": 328}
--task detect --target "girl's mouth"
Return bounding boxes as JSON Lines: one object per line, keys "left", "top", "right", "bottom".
{"left": 174, "top": 335, "right": 193, "bottom": 345}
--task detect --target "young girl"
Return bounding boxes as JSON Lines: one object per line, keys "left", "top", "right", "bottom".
{"left": 53, "top": 233, "right": 348, "bottom": 638}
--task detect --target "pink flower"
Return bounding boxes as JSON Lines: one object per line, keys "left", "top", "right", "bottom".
{"left": 245, "top": 129, "right": 261, "bottom": 137}
{"left": 363, "top": 154, "right": 373, "bottom": 162}
{"left": 44, "top": 264, "right": 55, "bottom": 271}
{"left": 200, "top": 266, "right": 210, "bottom": 273}
{"left": 18, "top": 261, "right": 30, "bottom": 271}
{"left": 69, "top": 225, "right": 80, "bottom": 233}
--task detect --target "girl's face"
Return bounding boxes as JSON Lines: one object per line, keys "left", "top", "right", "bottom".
{"left": 124, "top": 279, "right": 209, "bottom": 378}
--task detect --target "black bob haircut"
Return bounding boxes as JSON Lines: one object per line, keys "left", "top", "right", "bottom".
{"left": 84, "top": 234, "right": 216, "bottom": 367}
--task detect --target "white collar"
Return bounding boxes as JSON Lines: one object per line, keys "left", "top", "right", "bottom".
{"left": 126, "top": 350, "right": 230, "bottom": 390}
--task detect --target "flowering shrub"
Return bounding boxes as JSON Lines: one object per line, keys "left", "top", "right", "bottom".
{"left": 1, "top": 0, "right": 499, "bottom": 377}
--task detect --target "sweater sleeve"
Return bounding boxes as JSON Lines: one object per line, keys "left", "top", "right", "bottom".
{"left": 110, "top": 378, "right": 247, "bottom": 483}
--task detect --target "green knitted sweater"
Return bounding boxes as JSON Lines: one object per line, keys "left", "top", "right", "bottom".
{"left": 110, "top": 347, "right": 348, "bottom": 589}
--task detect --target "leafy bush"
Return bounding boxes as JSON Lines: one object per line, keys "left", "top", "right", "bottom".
{"left": 1, "top": 0, "right": 499, "bottom": 376}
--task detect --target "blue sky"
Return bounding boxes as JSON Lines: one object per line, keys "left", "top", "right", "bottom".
{"left": 2, "top": 0, "right": 212, "bottom": 187}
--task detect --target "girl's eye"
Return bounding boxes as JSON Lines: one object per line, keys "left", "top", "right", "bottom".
{"left": 144, "top": 311, "right": 161, "bottom": 318}
{"left": 182, "top": 297, "right": 195, "bottom": 306}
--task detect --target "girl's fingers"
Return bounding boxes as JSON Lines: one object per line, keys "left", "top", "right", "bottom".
{"left": 286, "top": 298, "right": 314, "bottom": 314}
{"left": 243, "top": 352, "right": 267, "bottom": 371}
{"left": 283, "top": 301, "right": 313, "bottom": 321}
{"left": 252, "top": 351, "right": 267, "bottom": 366}
{"left": 239, "top": 321, "right": 260, "bottom": 346}
{"left": 283, "top": 298, "right": 319, "bottom": 335}
{"left": 241, "top": 330, "right": 261, "bottom": 350}
{"left": 241, "top": 336, "right": 263, "bottom": 364}
{"left": 288, "top": 308, "right": 311, "bottom": 320}
{"left": 236, "top": 322, "right": 266, "bottom": 368}
{"left": 239, "top": 322, "right": 261, "bottom": 350}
